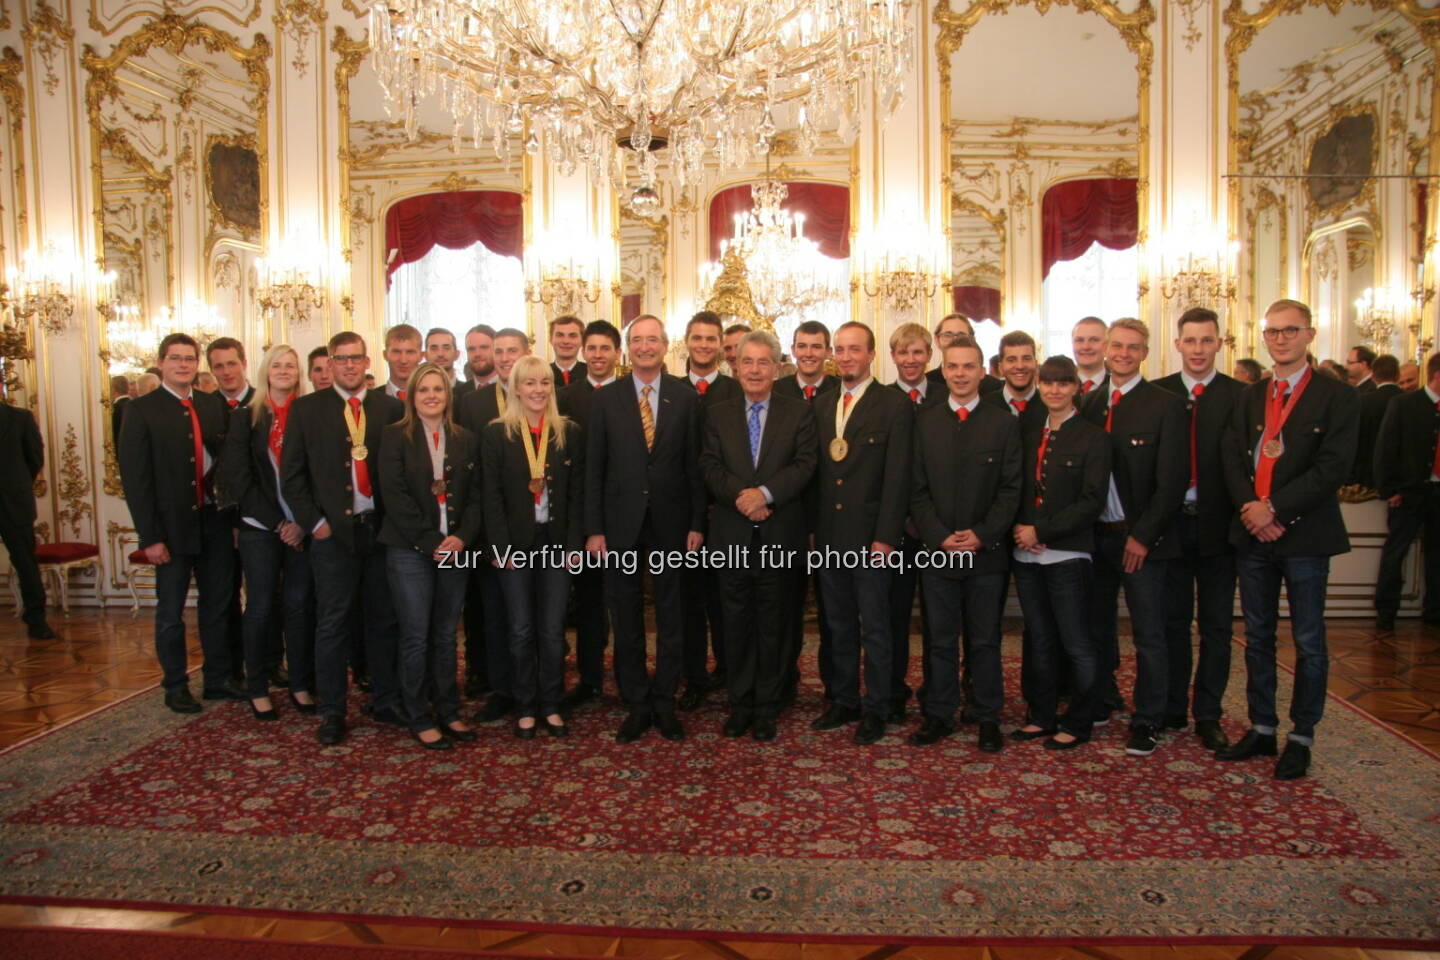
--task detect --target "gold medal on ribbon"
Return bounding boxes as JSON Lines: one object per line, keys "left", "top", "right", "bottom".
{"left": 829, "top": 437, "right": 850, "bottom": 461}
{"left": 344, "top": 395, "right": 368, "bottom": 461}
{"left": 1262, "top": 438, "right": 1282, "bottom": 459}
{"left": 523, "top": 415, "right": 551, "bottom": 497}
{"left": 351, "top": 444, "right": 368, "bottom": 461}
{"left": 831, "top": 380, "right": 868, "bottom": 463}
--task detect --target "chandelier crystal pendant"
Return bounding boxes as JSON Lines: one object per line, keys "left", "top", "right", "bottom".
{"left": 368, "top": 0, "right": 913, "bottom": 188}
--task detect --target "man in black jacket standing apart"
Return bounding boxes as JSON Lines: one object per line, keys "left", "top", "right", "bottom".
{"left": 910, "top": 337, "right": 1021, "bottom": 752}
{"left": 1080, "top": 317, "right": 1188, "bottom": 758}
{"left": 1219, "top": 299, "right": 1359, "bottom": 780}
{"left": 282, "top": 331, "right": 405, "bottom": 745}
{"left": 0, "top": 398, "right": 53, "bottom": 640}
{"left": 119, "top": 332, "right": 238, "bottom": 711}
{"left": 1374, "top": 352, "right": 1440, "bottom": 629}
{"left": 1153, "top": 307, "right": 1244, "bottom": 752}
{"left": 586, "top": 315, "right": 706, "bottom": 743}
{"left": 809, "top": 322, "right": 910, "bottom": 744}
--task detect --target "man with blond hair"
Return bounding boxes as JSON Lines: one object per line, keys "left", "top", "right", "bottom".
{"left": 383, "top": 323, "right": 423, "bottom": 401}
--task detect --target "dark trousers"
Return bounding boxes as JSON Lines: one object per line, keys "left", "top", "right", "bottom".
{"left": 227, "top": 539, "right": 244, "bottom": 682}
{"left": 819, "top": 564, "right": 893, "bottom": 715}
{"left": 1377, "top": 485, "right": 1440, "bottom": 619}
{"left": 573, "top": 565, "right": 609, "bottom": 690}
{"left": 788, "top": 571, "right": 832, "bottom": 695}
{"left": 682, "top": 564, "right": 726, "bottom": 685}
{"left": 236, "top": 527, "right": 314, "bottom": 699}
{"left": 718, "top": 532, "right": 793, "bottom": 719}
{"left": 888, "top": 534, "right": 934, "bottom": 707}
{"left": 606, "top": 516, "right": 684, "bottom": 714}
{"left": 475, "top": 563, "right": 512, "bottom": 698}
{"left": 1163, "top": 512, "right": 1236, "bottom": 724}
{"left": 1013, "top": 558, "right": 1097, "bottom": 736}
{"left": 498, "top": 526, "right": 570, "bottom": 718}
{"left": 462, "top": 570, "right": 488, "bottom": 686}
{"left": 920, "top": 570, "right": 1005, "bottom": 723}
{"left": 387, "top": 546, "right": 465, "bottom": 732}
{"left": 1089, "top": 524, "right": 1169, "bottom": 728}
{"left": 1236, "top": 543, "right": 1330, "bottom": 742}
{"left": 152, "top": 506, "right": 235, "bottom": 692}
{"left": 0, "top": 520, "right": 46, "bottom": 626}
{"left": 310, "top": 518, "right": 399, "bottom": 720}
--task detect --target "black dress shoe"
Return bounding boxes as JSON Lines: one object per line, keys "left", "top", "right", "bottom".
{"left": 907, "top": 716, "right": 955, "bottom": 746}
{"left": 752, "top": 717, "right": 778, "bottom": 741}
{"left": 369, "top": 706, "right": 406, "bottom": 726}
{"left": 1043, "top": 732, "right": 1089, "bottom": 750}
{"left": 202, "top": 684, "right": 246, "bottom": 701}
{"left": 354, "top": 672, "right": 373, "bottom": 693}
{"left": 977, "top": 722, "right": 1003, "bottom": 753}
{"left": 317, "top": 717, "right": 346, "bottom": 745}
{"left": 655, "top": 712, "right": 685, "bottom": 741}
{"left": 1195, "top": 720, "right": 1229, "bottom": 752}
{"left": 559, "top": 683, "right": 597, "bottom": 710}
{"left": 26, "top": 621, "right": 57, "bottom": 640}
{"left": 886, "top": 703, "right": 906, "bottom": 725}
{"left": 268, "top": 666, "right": 290, "bottom": 688}
{"left": 163, "top": 688, "right": 202, "bottom": 714}
{"left": 853, "top": 713, "right": 885, "bottom": 745}
{"left": 811, "top": 704, "right": 861, "bottom": 731}
{"left": 442, "top": 723, "right": 478, "bottom": 742}
{"left": 513, "top": 719, "right": 538, "bottom": 740}
{"left": 474, "top": 695, "right": 514, "bottom": 724}
{"left": 249, "top": 699, "right": 278, "bottom": 722}
{"left": 288, "top": 692, "right": 317, "bottom": 716}
{"left": 615, "top": 711, "right": 652, "bottom": 743}
{"left": 722, "top": 713, "right": 752, "bottom": 737}
{"left": 1008, "top": 726, "right": 1056, "bottom": 742}
{"left": 464, "top": 674, "right": 491, "bottom": 699}
{"left": 544, "top": 718, "right": 569, "bottom": 738}
{"left": 1274, "top": 741, "right": 1311, "bottom": 780}
{"left": 1216, "top": 729, "right": 1277, "bottom": 761}
{"left": 677, "top": 687, "right": 706, "bottom": 712}
{"left": 1376, "top": 613, "right": 1396, "bottom": 632}
{"left": 413, "top": 729, "right": 454, "bottom": 750}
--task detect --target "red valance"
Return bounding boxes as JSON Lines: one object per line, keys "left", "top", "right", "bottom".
{"left": 384, "top": 190, "right": 523, "bottom": 288}
{"left": 953, "top": 286, "right": 1001, "bottom": 323}
{"left": 709, "top": 182, "right": 850, "bottom": 261}
{"left": 1041, "top": 178, "right": 1138, "bottom": 279}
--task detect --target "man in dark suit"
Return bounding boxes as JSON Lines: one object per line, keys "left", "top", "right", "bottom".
{"left": 1353, "top": 354, "right": 1402, "bottom": 488}
{"left": 1219, "top": 299, "right": 1359, "bottom": 780}
{"left": 119, "top": 333, "right": 238, "bottom": 711}
{"left": 109, "top": 375, "right": 132, "bottom": 448}
{"left": 1079, "top": 317, "right": 1188, "bottom": 758}
{"left": 557, "top": 320, "right": 620, "bottom": 710}
{"left": 549, "top": 315, "right": 588, "bottom": 388}
{"left": 1373, "top": 352, "right": 1440, "bottom": 631}
{"left": 1072, "top": 316, "right": 1110, "bottom": 397}
{"left": 586, "top": 315, "right": 706, "bottom": 742}
{"left": 910, "top": 337, "right": 1021, "bottom": 751}
{"left": 281, "top": 332, "right": 405, "bottom": 745}
{"left": 454, "top": 324, "right": 498, "bottom": 402}
{"left": 1154, "top": 307, "right": 1245, "bottom": 752}
{"left": 809, "top": 322, "right": 910, "bottom": 744}
{"left": 452, "top": 323, "right": 498, "bottom": 697}
{"left": 0, "top": 399, "right": 53, "bottom": 639}
{"left": 1346, "top": 344, "right": 1377, "bottom": 394}
{"left": 774, "top": 320, "right": 839, "bottom": 401}
{"left": 925, "top": 314, "right": 1003, "bottom": 395}
{"left": 425, "top": 327, "right": 460, "bottom": 379}
{"left": 983, "top": 330, "right": 1046, "bottom": 430}
{"left": 207, "top": 337, "right": 254, "bottom": 410}
{"left": 701, "top": 330, "right": 817, "bottom": 741}
{"left": 677, "top": 311, "right": 741, "bottom": 710}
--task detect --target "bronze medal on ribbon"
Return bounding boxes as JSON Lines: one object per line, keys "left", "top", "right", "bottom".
{"left": 829, "top": 437, "right": 849, "bottom": 461}
{"left": 430, "top": 479, "right": 446, "bottom": 496}
{"left": 351, "top": 444, "right": 368, "bottom": 461}
{"left": 1262, "top": 438, "right": 1283, "bottom": 459}
{"left": 528, "top": 477, "right": 545, "bottom": 495}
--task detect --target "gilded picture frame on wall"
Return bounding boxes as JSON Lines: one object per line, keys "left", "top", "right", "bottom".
{"left": 206, "top": 135, "right": 261, "bottom": 237}
{"left": 1306, "top": 111, "right": 1375, "bottom": 215}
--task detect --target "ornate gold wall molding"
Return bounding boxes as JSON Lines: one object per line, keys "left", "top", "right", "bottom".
{"left": 0, "top": 45, "right": 27, "bottom": 263}
{"left": 333, "top": 26, "right": 368, "bottom": 267}
{"left": 20, "top": 0, "right": 74, "bottom": 96}
{"left": 274, "top": 0, "right": 328, "bottom": 77}
{"left": 57, "top": 423, "right": 93, "bottom": 540}
{"left": 88, "top": 1, "right": 263, "bottom": 37}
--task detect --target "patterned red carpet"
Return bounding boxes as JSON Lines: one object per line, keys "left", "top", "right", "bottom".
{"left": 0, "top": 647, "right": 1437, "bottom": 945}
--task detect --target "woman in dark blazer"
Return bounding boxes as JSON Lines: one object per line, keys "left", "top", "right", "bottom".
{"left": 1009, "top": 356, "right": 1112, "bottom": 749}
{"left": 221, "top": 344, "right": 313, "bottom": 721}
{"left": 378, "top": 362, "right": 483, "bottom": 749}
{"left": 482, "top": 355, "right": 584, "bottom": 738}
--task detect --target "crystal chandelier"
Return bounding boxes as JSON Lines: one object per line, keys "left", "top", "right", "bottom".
{"left": 856, "top": 217, "right": 949, "bottom": 312}
{"left": 368, "top": 0, "right": 913, "bottom": 189}
{"left": 1353, "top": 285, "right": 1405, "bottom": 352}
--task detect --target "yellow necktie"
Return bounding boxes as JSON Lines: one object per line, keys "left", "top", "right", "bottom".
{"left": 639, "top": 384, "right": 655, "bottom": 452}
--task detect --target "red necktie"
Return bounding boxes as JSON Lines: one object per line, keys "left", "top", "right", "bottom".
{"left": 843, "top": 393, "right": 854, "bottom": 413}
{"left": 1254, "top": 381, "right": 1288, "bottom": 500}
{"left": 349, "top": 397, "right": 372, "bottom": 498}
{"left": 956, "top": 406, "right": 969, "bottom": 423}
{"left": 180, "top": 397, "right": 206, "bottom": 508}
{"left": 433, "top": 431, "right": 447, "bottom": 509}
{"left": 1035, "top": 426, "right": 1050, "bottom": 505}
{"left": 268, "top": 397, "right": 292, "bottom": 464}
{"left": 804, "top": 385, "right": 815, "bottom": 401}
{"left": 562, "top": 369, "right": 571, "bottom": 386}
{"left": 1011, "top": 398, "right": 1027, "bottom": 414}
{"left": 696, "top": 379, "right": 709, "bottom": 396}
{"left": 1082, "top": 380, "right": 1095, "bottom": 394}
{"left": 908, "top": 388, "right": 919, "bottom": 404}
{"left": 227, "top": 398, "right": 238, "bottom": 409}
{"left": 1189, "top": 383, "right": 1205, "bottom": 490}
{"left": 398, "top": 390, "right": 407, "bottom": 403}
{"left": 1105, "top": 389, "right": 1121, "bottom": 433}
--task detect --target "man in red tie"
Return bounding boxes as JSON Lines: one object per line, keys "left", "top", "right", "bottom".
{"left": 207, "top": 337, "right": 254, "bottom": 409}
{"left": 1071, "top": 316, "right": 1109, "bottom": 397}
{"left": 383, "top": 324, "right": 422, "bottom": 401}
{"left": 774, "top": 321, "right": 839, "bottom": 402}
{"left": 549, "top": 315, "right": 587, "bottom": 387}
{"left": 1153, "top": 307, "right": 1245, "bottom": 752}
{"left": 1078, "top": 318, "right": 1188, "bottom": 758}
{"left": 119, "top": 333, "right": 240, "bottom": 713}
{"left": 1219, "top": 300, "right": 1359, "bottom": 780}
{"left": 983, "top": 330, "right": 1044, "bottom": 430}
{"left": 205, "top": 336, "right": 254, "bottom": 686}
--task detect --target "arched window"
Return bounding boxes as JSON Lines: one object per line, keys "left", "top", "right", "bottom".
{"left": 1039, "top": 178, "right": 1138, "bottom": 357}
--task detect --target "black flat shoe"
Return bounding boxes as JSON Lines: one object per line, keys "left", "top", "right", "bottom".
{"left": 1044, "top": 733, "right": 1089, "bottom": 750}
{"left": 908, "top": 716, "right": 955, "bottom": 746}
{"left": 317, "top": 717, "right": 346, "bottom": 745}
{"left": 250, "top": 699, "right": 278, "bottom": 722}
{"left": 288, "top": 692, "right": 317, "bottom": 716}
{"left": 977, "top": 722, "right": 1004, "bottom": 753}
{"left": 751, "top": 717, "right": 778, "bottom": 741}
{"left": 163, "top": 688, "right": 202, "bottom": 714}
{"left": 544, "top": 718, "right": 569, "bottom": 738}
{"left": 1008, "top": 726, "right": 1056, "bottom": 742}
{"left": 412, "top": 729, "right": 453, "bottom": 751}
{"left": 655, "top": 712, "right": 685, "bottom": 741}
{"left": 442, "top": 723, "right": 477, "bottom": 742}
{"left": 722, "top": 713, "right": 752, "bottom": 738}
{"left": 513, "top": 718, "right": 538, "bottom": 740}
{"left": 615, "top": 711, "right": 651, "bottom": 743}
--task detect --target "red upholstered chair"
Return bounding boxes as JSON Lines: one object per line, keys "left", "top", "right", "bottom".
{"left": 22, "top": 538, "right": 103, "bottom": 615}
{"left": 124, "top": 547, "right": 156, "bottom": 616}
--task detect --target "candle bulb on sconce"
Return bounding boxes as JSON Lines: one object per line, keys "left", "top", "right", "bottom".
{"left": 523, "top": 228, "right": 606, "bottom": 316}
{"left": 854, "top": 220, "right": 949, "bottom": 313}
{"left": 255, "top": 240, "right": 327, "bottom": 327}
{"left": 1353, "top": 285, "right": 1406, "bottom": 353}
{"left": 1, "top": 244, "right": 106, "bottom": 335}
{"left": 1155, "top": 218, "right": 1239, "bottom": 309}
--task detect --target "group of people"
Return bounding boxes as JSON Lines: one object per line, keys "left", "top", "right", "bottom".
{"left": 108, "top": 300, "right": 1440, "bottom": 782}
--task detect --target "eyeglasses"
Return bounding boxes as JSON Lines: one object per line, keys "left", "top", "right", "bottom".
{"left": 935, "top": 331, "right": 970, "bottom": 344}
{"left": 162, "top": 354, "right": 197, "bottom": 364}
{"left": 1261, "top": 326, "right": 1307, "bottom": 342}
{"left": 330, "top": 353, "right": 366, "bottom": 364}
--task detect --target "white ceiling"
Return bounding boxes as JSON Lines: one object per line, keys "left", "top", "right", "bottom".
{"left": 1238, "top": 5, "right": 1409, "bottom": 96}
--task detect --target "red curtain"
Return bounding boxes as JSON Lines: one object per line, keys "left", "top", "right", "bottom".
{"left": 953, "top": 286, "right": 1001, "bottom": 323}
{"left": 1041, "top": 178, "right": 1138, "bottom": 279}
{"left": 384, "top": 190, "right": 524, "bottom": 288}
{"left": 709, "top": 182, "right": 850, "bottom": 261}
{"left": 621, "top": 294, "right": 642, "bottom": 326}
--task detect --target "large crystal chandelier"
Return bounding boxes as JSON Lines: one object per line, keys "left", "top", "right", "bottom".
{"left": 368, "top": 0, "right": 913, "bottom": 189}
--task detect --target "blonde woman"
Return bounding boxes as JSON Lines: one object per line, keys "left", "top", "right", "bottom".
{"left": 221, "top": 344, "right": 312, "bottom": 721}
{"left": 482, "top": 356, "right": 584, "bottom": 738}
{"left": 378, "top": 362, "right": 483, "bottom": 749}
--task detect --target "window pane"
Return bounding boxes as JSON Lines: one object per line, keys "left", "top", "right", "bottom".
{"left": 1040, "top": 241, "right": 1138, "bottom": 358}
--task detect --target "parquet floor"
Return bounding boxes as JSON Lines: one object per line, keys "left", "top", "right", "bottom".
{"left": 0, "top": 608, "right": 1437, "bottom": 958}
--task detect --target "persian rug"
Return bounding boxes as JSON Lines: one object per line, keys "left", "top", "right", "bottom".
{"left": 0, "top": 645, "right": 1437, "bottom": 946}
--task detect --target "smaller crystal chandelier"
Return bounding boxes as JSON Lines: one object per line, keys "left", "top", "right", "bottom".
{"left": 257, "top": 242, "right": 327, "bottom": 327}
{"left": 1354, "top": 285, "right": 1405, "bottom": 351}
{"left": 2, "top": 245, "right": 101, "bottom": 335}
{"left": 1156, "top": 217, "right": 1238, "bottom": 306}
{"left": 856, "top": 218, "right": 949, "bottom": 312}
{"left": 524, "top": 228, "right": 605, "bottom": 316}
{"left": 100, "top": 302, "right": 152, "bottom": 375}
{"left": 154, "top": 300, "right": 225, "bottom": 352}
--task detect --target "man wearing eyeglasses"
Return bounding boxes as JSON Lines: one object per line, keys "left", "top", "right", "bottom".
{"left": 282, "top": 332, "right": 405, "bottom": 745}
{"left": 1219, "top": 299, "right": 1359, "bottom": 780}
{"left": 119, "top": 333, "right": 240, "bottom": 713}
{"left": 926, "top": 314, "right": 1003, "bottom": 396}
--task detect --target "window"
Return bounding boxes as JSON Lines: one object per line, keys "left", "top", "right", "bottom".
{"left": 384, "top": 241, "right": 524, "bottom": 377}
{"left": 1040, "top": 240, "right": 1139, "bottom": 359}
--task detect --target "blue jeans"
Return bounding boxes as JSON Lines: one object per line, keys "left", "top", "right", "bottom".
{"left": 387, "top": 546, "right": 466, "bottom": 731}
{"left": 497, "top": 526, "right": 570, "bottom": 718}
{"left": 1236, "top": 544, "right": 1330, "bottom": 742}
{"left": 236, "top": 527, "right": 314, "bottom": 698}
{"left": 1089, "top": 525, "right": 1169, "bottom": 728}
{"left": 1013, "top": 558, "right": 1098, "bottom": 736}
{"left": 819, "top": 565, "right": 894, "bottom": 715}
